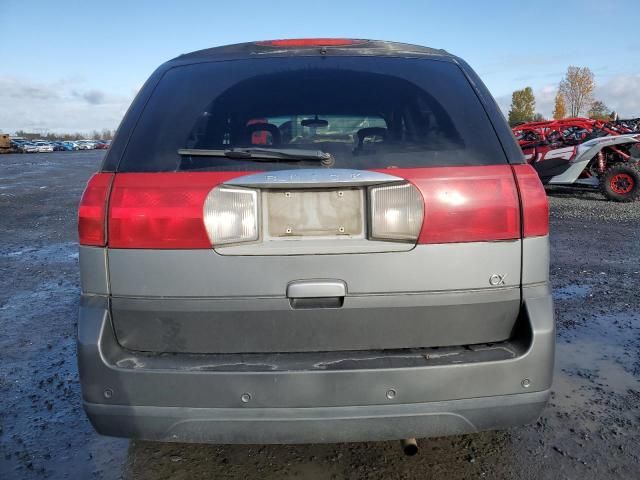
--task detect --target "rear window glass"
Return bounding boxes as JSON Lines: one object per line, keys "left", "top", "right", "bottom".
{"left": 119, "top": 57, "right": 506, "bottom": 172}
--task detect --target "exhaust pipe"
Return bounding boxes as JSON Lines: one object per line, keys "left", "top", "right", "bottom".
{"left": 401, "top": 438, "right": 418, "bottom": 456}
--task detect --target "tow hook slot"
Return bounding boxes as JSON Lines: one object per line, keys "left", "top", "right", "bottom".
{"left": 287, "top": 280, "right": 346, "bottom": 309}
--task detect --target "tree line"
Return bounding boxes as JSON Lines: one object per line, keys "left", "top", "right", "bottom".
{"left": 11, "top": 129, "right": 116, "bottom": 141}
{"left": 508, "top": 66, "right": 613, "bottom": 126}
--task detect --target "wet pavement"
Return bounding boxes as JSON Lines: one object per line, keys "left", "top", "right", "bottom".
{"left": 1, "top": 151, "right": 639, "bottom": 479}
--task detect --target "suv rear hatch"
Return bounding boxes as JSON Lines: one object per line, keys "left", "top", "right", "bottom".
{"left": 79, "top": 49, "right": 548, "bottom": 354}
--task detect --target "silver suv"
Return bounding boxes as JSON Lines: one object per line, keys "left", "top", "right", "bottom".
{"left": 77, "top": 39, "right": 553, "bottom": 447}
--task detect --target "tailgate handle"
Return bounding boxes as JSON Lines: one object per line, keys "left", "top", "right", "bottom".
{"left": 287, "top": 280, "right": 346, "bottom": 310}
{"left": 286, "top": 280, "right": 346, "bottom": 298}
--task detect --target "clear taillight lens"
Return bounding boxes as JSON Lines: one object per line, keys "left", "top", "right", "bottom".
{"left": 203, "top": 186, "right": 259, "bottom": 245}
{"left": 369, "top": 182, "right": 424, "bottom": 241}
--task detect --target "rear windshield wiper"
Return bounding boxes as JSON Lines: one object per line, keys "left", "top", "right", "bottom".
{"left": 178, "top": 147, "right": 334, "bottom": 165}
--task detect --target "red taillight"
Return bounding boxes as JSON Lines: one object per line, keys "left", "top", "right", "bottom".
{"left": 512, "top": 164, "right": 549, "bottom": 237}
{"left": 256, "top": 38, "right": 366, "bottom": 47}
{"left": 78, "top": 173, "right": 113, "bottom": 246}
{"left": 108, "top": 172, "right": 247, "bottom": 249}
{"left": 384, "top": 166, "right": 521, "bottom": 244}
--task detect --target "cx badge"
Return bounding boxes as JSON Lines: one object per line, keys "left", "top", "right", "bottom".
{"left": 489, "top": 274, "right": 507, "bottom": 286}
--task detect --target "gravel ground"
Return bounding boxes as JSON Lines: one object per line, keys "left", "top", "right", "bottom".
{"left": 1, "top": 151, "right": 639, "bottom": 479}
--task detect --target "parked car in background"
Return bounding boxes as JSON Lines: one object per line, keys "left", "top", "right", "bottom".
{"left": 55, "top": 141, "right": 78, "bottom": 151}
{"left": 16, "top": 141, "right": 39, "bottom": 153}
{"left": 10, "top": 140, "right": 27, "bottom": 152}
{"left": 77, "top": 140, "right": 97, "bottom": 150}
{"left": 78, "top": 39, "right": 553, "bottom": 450}
{"left": 33, "top": 141, "right": 54, "bottom": 153}
{"left": 1, "top": 137, "right": 114, "bottom": 153}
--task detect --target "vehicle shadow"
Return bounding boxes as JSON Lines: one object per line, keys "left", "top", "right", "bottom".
{"left": 545, "top": 186, "right": 608, "bottom": 202}
{"left": 122, "top": 430, "right": 519, "bottom": 480}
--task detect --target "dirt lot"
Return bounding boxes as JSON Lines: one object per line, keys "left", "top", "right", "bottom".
{"left": 1, "top": 151, "right": 639, "bottom": 479}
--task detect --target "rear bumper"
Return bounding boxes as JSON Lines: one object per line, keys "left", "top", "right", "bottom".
{"left": 78, "top": 285, "right": 554, "bottom": 443}
{"left": 84, "top": 390, "right": 549, "bottom": 444}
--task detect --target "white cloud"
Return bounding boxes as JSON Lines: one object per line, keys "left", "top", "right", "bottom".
{"left": 71, "top": 89, "right": 106, "bottom": 105}
{"left": 0, "top": 76, "right": 59, "bottom": 101}
{"left": 535, "top": 85, "right": 557, "bottom": 118}
{"left": 596, "top": 74, "right": 640, "bottom": 118}
{"left": 0, "top": 76, "right": 134, "bottom": 134}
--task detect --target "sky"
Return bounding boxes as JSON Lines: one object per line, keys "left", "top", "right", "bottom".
{"left": 1, "top": 0, "right": 639, "bottom": 134}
